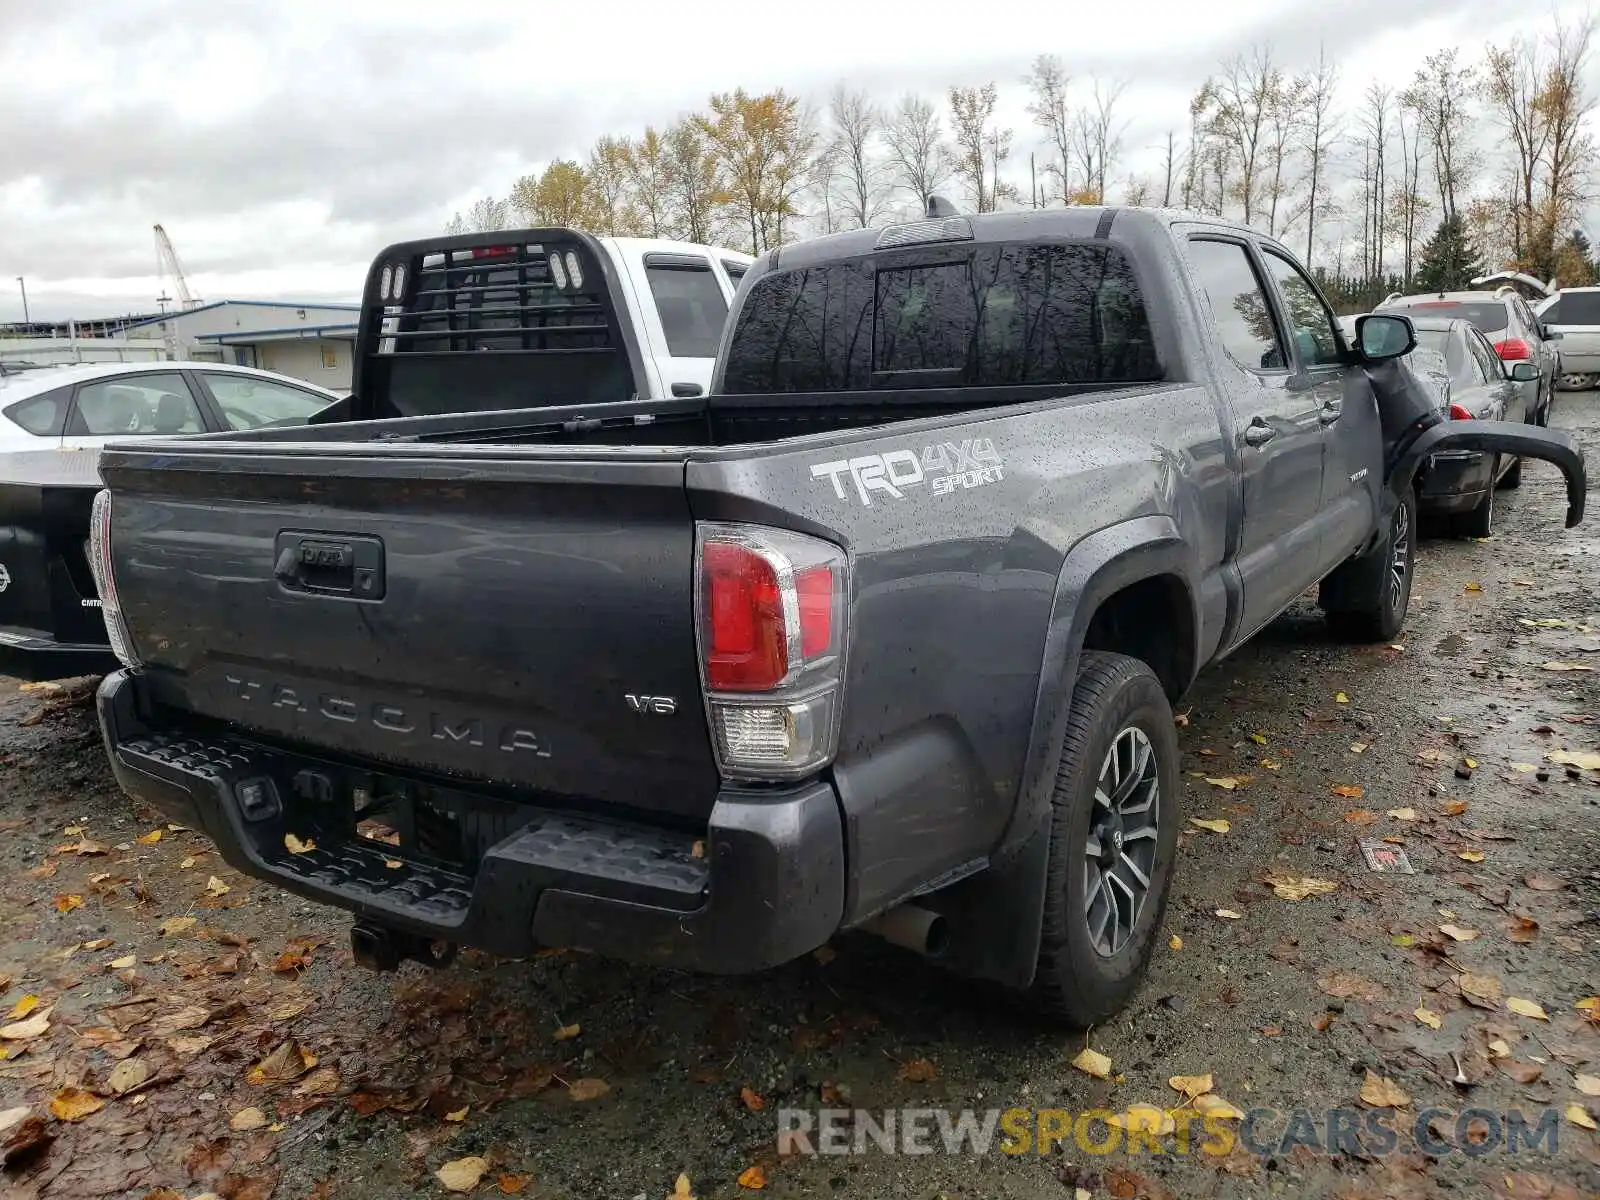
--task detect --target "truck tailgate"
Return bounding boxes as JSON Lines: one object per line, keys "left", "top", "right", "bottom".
{"left": 101, "top": 445, "right": 720, "bottom": 822}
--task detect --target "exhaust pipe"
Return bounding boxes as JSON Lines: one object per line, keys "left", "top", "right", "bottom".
{"left": 861, "top": 904, "right": 951, "bottom": 960}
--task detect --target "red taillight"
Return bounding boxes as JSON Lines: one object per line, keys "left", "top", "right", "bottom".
{"left": 1448, "top": 403, "right": 1475, "bottom": 420}
{"left": 703, "top": 541, "right": 788, "bottom": 692}
{"left": 470, "top": 245, "right": 517, "bottom": 260}
{"left": 795, "top": 565, "right": 833, "bottom": 658}
{"left": 1495, "top": 338, "right": 1531, "bottom": 361}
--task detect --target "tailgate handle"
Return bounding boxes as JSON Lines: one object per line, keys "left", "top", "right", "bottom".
{"left": 273, "top": 532, "right": 386, "bottom": 600}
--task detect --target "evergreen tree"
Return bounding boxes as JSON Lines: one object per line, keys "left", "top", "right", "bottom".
{"left": 1413, "top": 215, "right": 1484, "bottom": 293}
{"left": 1553, "top": 229, "right": 1597, "bottom": 288}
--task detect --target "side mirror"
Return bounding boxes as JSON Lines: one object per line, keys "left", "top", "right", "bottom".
{"left": 1508, "top": 361, "right": 1540, "bottom": 382}
{"left": 1355, "top": 313, "right": 1417, "bottom": 362}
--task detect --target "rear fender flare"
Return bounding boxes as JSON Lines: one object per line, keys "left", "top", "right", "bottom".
{"left": 1387, "top": 419, "right": 1585, "bottom": 528}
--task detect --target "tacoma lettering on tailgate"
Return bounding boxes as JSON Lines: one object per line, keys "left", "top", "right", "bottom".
{"left": 222, "top": 675, "right": 551, "bottom": 757}
{"left": 810, "top": 439, "right": 1004, "bottom": 506}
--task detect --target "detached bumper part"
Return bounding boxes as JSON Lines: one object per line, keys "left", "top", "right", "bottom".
{"left": 97, "top": 670, "right": 845, "bottom": 974}
{"left": 1387, "top": 419, "right": 1585, "bottom": 527}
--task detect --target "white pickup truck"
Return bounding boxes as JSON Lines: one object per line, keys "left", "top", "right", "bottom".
{"left": 318, "top": 231, "right": 755, "bottom": 424}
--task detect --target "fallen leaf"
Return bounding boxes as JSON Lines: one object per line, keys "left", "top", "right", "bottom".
{"left": 1545, "top": 750, "right": 1600, "bottom": 771}
{"left": 1525, "top": 873, "right": 1567, "bottom": 891}
{"left": 180, "top": 857, "right": 197, "bottom": 870}
{"left": 48, "top": 1086, "right": 104, "bottom": 1122}
{"left": 690, "top": 840, "right": 705, "bottom": 859}
{"left": 62, "top": 824, "right": 86, "bottom": 835}
{"left": 739, "top": 1086, "right": 766, "bottom": 1112}
{"left": 1509, "top": 762, "right": 1538, "bottom": 773}
{"left": 1107, "top": 1105, "right": 1177, "bottom": 1136}
{"left": 737, "top": 1165, "right": 767, "bottom": 1190}
{"left": 1502, "top": 1060, "right": 1544, "bottom": 1085}
{"left": 1071, "top": 1047, "right": 1112, "bottom": 1079}
{"left": 671, "top": 1173, "right": 696, "bottom": 1199}
{"left": 53, "top": 893, "right": 83, "bottom": 913}
{"left": 1458, "top": 973, "right": 1503, "bottom": 1008}
{"left": 1168, "top": 935, "right": 1182, "bottom": 951}
{"left": 1567, "top": 1105, "right": 1598, "bottom": 1131}
{"left": 107, "top": 1057, "right": 152, "bottom": 1095}
{"left": 1193, "top": 1093, "right": 1245, "bottom": 1120}
{"left": 157, "top": 916, "right": 197, "bottom": 937}
{"left": 230, "top": 1107, "right": 269, "bottom": 1131}
{"left": 1264, "top": 874, "right": 1337, "bottom": 901}
{"left": 897, "top": 1057, "right": 938, "bottom": 1083}
{"left": 437, "top": 1156, "right": 490, "bottom": 1193}
{"left": 1350, "top": 741, "right": 1369, "bottom": 754}
{"left": 1541, "top": 661, "right": 1594, "bottom": 672}
{"left": 1488, "top": 1040, "right": 1513, "bottom": 1060}
{"left": 1311, "top": 1011, "right": 1336, "bottom": 1032}
{"left": 1359, "top": 1071, "right": 1411, "bottom": 1108}
{"left": 81, "top": 937, "right": 111, "bottom": 950}
{"left": 566, "top": 1078, "right": 610, "bottom": 1101}
{"left": 1204, "top": 777, "right": 1243, "bottom": 790}
{"left": 1342, "top": 809, "right": 1379, "bottom": 824}
{"left": 1387, "top": 808, "right": 1418, "bottom": 821}
{"left": 26, "top": 861, "right": 57, "bottom": 880}
{"left": 248, "top": 1040, "right": 317, "bottom": 1085}
{"left": 1465, "top": 583, "right": 1482, "bottom": 593}
{"left": 1317, "top": 971, "right": 1384, "bottom": 1001}
{"left": 1169, "top": 1073, "right": 1213, "bottom": 1101}
{"left": 1575, "top": 1074, "right": 1600, "bottom": 1097}
{"left": 283, "top": 833, "right": 316, "bottom": 854}
{"left": 384, "top": 859, "right": 402, "bottom": 870}
{"left": 1457, "top": 850, "right": 1486, "bottom": 863}
{"left": 1440, "top": 924, "right": 1479, "bottom": 942}
{"left": 1463, "top": 757, "right": 1479, "bottom": 769}
{"left": 1332, "top": 785, "right": 1365, "bottom": 800}
{"left": 1414, "top": 1007, "right": 1442, "bottom": 1030}
{"left": 1442, "top": 799, "right": 1468, "bottom": 816}
{"left": 293, "top": 1066, "right": 341, "bottom": 1096}
{"left": 1249, "top": 733, "right": 1268, "bottom": 745}
{"left": 552, "top": 1023, "right": 581, "bottom": 1042}
{"left": 205, "top": 876, "right": 231, "bottom": 897}
{"left": 0, "top": 1011, "right": 51, "bottom": 1040}
{"left": 6, "top": 995, "right": 40, "bottom": 1021}
{"left": 1507, "top": 998, "right": 1550, "bottom": 1021}
{"left": 1189, "top": 817, "right": 1230, "bottom": 833}
{"left": 497, "top": 1177, "right": 528, "bottom": 1196}
{"left": 1259, "top": 758, "right": 1282, "bottom": 770}
{"left": 108, "top": 955, "right": 136, "bottom": 969}
{"left": 1214, "top": 908, "right": 1243, "bottom": 920}
{"left": 444, "top": 1106, "right": 469, "bottom": 1123}
{"left": 1336, "top": 692, "right": 1349, "bottom": 704}
{"left": 1578, "top": 997, "right": 1600, "bottom": 1013}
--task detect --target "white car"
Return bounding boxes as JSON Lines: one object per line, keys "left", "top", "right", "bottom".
{"left": 1535, "top": 287, "right": 1600, "bottom": 390}
{"left": 0, "top": 360, "right": 344, "bottom": 454}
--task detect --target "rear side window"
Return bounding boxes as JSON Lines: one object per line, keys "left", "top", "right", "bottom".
{"left": 1546, "top": 291, "right": 1600, "bottom": 325}
{"left": 722, "top": 241, "right": 1160, "bottom": 393}
{"left": 645, "top": 259, "right": 728, "bottom": 358}
{"left": 3, "top": 385, "right": 72, "bottom": 436}
{"left": 70, "top": 375, "right": 204, "bottom": 436}
{"left": 1386, "top": 301, "right": 1510, "bottom": 334}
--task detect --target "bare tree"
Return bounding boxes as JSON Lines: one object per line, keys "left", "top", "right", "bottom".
{"left": 883, "top": 93, "right": 952, "bottom": 209}
{"left": 1207, "top": 46, "right": 1279, "bottom": 224}
{"left": 1297, "top": 46, "right": 1341, "bottom": 263}
{"left": 1024, "top": 54, "right": 1073, "bottom": 203}
{"left": 1390, "top": 101, "right": 1432, "bottom": 287}
{"left": 827, "top": 86, "right": 889, "bottom": 228}
{"left": 1069, "top": 79, "right": 1128, "bottom": 202}
{"left": 1537, "top": 15, "right": 1598, "bottom": 276}
{"left": 1159, "top": 129, "right": 1181, "bottom": 207}
{"left": 446, "top": 195, "right": 510, "bottom": 233}
{"left": 1262, "top": 74, "right": 1307, "bottom": 235}
{"left": 949, "top": 83, "right": 1010, "bottom": 212}
{"left": 1123, "top": 176, "right": 1152, "bottom": 206}
{"left": 1402, "top": 48, "right": 1479, "bottom": 224}
{"left": 1357, "top": 84, "right": 1393, "bottom": 280}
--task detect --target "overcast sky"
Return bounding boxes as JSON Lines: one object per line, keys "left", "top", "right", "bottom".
{"left": 0, "top": 0, "right": 1586, "bottom": 322}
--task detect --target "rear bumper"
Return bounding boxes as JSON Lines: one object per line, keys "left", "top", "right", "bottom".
{"left": 1418, "top": 451, "right": 1494, "bottom": 514}
{"left": 0, "top": 626, "right": 116, "bottom": 682}
{"left": 97, "top": 670, "right": 845, "bottom": 974}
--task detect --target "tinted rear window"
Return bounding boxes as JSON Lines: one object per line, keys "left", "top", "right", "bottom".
{"left": 645, "top": 262, "right": 728, "bottom": 358}
{"left": 722, "top": 241, "right": 1161, "bottom": 393}
{"left": 3, "top": 384, "right": 72, "bottom": 436}
{"left": 1385, "top": 301, "right": 1508, "bottom": 334}
{"left": 1544, "top": 292, "right": 1600, "bottom": 325}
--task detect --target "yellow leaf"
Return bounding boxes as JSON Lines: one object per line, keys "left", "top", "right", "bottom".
{"left": 1168, "top": 935, "right": 1182, "bottom": 951}
{"left": 1260, "top": 758, "right": 1282, "bottom": 770}
{"left": 1464, "top": 582, "right": 1482, "bottom": 593}
{"left": 737, "top": 1165, "right": 767, "bottom": 1190}
{"left": 204, "top": 876, "right": 231, "bottom": 897}
{"left": 1578, "top": 996, "right": 1600, "bottom": 1012}
{"left": 134, "top": 830, "right": 162, "bottom": 845}
{"left": 1249, "top": 733, "right": 1268, "bottom": 745}
{"left": 108, "top": 1057, "right": 152, "bottom": 1095}
{"left": 230, "top": 1106, "right": 269, "bottom": 1131}
{"left": 108, "top": 955, "right": 136, "bottom": 970}
{"left": 1215, "top": 908, "right": 1243, "bottom": 920}
{"left": 1567, "top": 1105, "right": 1598, "bottom": 1131}
{"left": 1547, "top": 750, "right": 1600, "bottom": 770}
{"left": 53, "top": 893, "right": 82, "bottom": 913}
{"left": 1509, "top": 762, "right": 1538, "bottom": 773}
{"left": 740, "top": 1086, "right": 766, "bottom": 1112}
{"left": 49, "top": 1086, "right": 104, "bottom": 1122}
{"left": 567, "top": 1078, "right": 610, "bottom": 1101}
{"left": 1439, "top": 924, "right": 1479, "bottom": 942}
{"left": 1457, "top": 850, "right": 1486, "bottom": 863}
{"left": 1350, "top": 742, "right": 1368, "bottom": 754}
{"left": 1414, "top": 1007, "right": 1442, "bottom": 1030}
{"left": 247, "top": 1040, "right": 317, "bottom": 1085}
{"left": 1264, "top": 874, "right": 1337, "bottom": 901}
{"left": 671, "top": 1173, "right": 696, "bottom": 1200}
{"left": 1189, "top": 817, "right": 1230, "bottom": 833}
{"left": 0, "top": 1010, "right": 51, "bottom": 1040}
{"left": 1071, "top": 1047, "right": 1112, "bottom": 1079}
{"left": 1169, "top": 1073, "right": 1213, "bottom": 1101}
{"left": 691, "top": 840, "right": 705, "bottom": 859}
{"left": 157, "top": 916, "right": 196, "bottom": 937}
{"left": 283, "top": 833, "right": 316, "bottom": 854}
{"left": 1332, "top": 785, "right": 1365, "bottom": 799}
{"left": 1335, "top": 692, "right": 1349, "bottom": 704}
{"left": 445, "top": 1106, "right": 469, "bottom": 1122}
{"left": 1442, "top": 799, "right": 1468, "bottom": 815}
{"left": 1387, "top": 808, "right": 1418, "bottom": 821}
{"left": 384, "top": 859, "right": 402, "bottom": 870}
{"left": 1507, "top": 997, "right": 1549, "bottom": 1021}
{"left": 553, "top": 1023, "right": 581, "bottom": 1042}
{"left": 1107, "top": 1105, "right": 1176, "bottom": 1135}
{"left": 63, "top": 824, "right": 86, "bottom": 835}
{"left": 6, "top": 995, "right": 39, "bottom": 1021}
{"left": 437, "top": 1155, "right": 490, "bottom": 1193}
{"left": 1203, "top": 777, "right": 1241, "bottom": 790}
{"left": 1359, "top": 1071, "right": 1411, "bottom": 1108}
{"left": 1541, "top": 661, "right": 1594, "bottom": 672}
{"left": 1463, "top": 757, "right": 1478, "bottom": 769}
{"left": 1575, "top": 1074, "right": 1600, "bottom": 1097}
{"left": 180, "top": 857, "right": 197, "bottom": 869}
{"left": 1489, "top": 1039, "right": 1512, "bottom": 1059}
{"left": 1193, "top": 1093, "right": 1245, "bottom": 1120}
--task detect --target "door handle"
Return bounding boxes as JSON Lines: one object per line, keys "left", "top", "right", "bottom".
{"left": 1244, "top": 420, "right": 1277, "bottom": 447}
{"left": 671, "top": 382, "right": 704, "bottom": 398}
{"left": 1319, "top": 399, "right": 1343, "bottom": 425}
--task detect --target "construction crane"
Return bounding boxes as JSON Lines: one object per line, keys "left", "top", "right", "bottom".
{"left": 153, "top": 224, "right": 201, "bottom": 311}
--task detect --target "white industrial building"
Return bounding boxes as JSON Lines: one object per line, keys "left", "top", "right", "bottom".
{"left": 121, "top": 300, "right": 359, "bottom": 390}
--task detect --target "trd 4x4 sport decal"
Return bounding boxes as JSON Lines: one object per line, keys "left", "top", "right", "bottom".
{"left": 810, "top": 439, "right": 1005, "bottom": 507}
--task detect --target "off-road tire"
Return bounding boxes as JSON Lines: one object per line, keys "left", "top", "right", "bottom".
{"left": 1027, "top": 651, "right": 1180, "bottom": 1026}
{"left": 1322, "top": 486, "right": 1417, "bottom": 643}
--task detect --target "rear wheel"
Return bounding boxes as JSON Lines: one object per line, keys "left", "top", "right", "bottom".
{"left": 1322, "top": 487, "right": 1416, "bottom": 643}
{"left": 1027, "top": 652, "right": 1179, "bottom": 1026}
{"left": 1499, "top": 457, "right": 1523, "bottom": 489}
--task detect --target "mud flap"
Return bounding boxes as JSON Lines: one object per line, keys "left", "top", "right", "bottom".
{"left": 1386, "top": 419, "right": 1586, "bottom": 528}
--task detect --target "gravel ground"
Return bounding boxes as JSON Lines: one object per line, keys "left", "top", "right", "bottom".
{"left": 1, "top": 404, "right": 1598, "bottom": 1200}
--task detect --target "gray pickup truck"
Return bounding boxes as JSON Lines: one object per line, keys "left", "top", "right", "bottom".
{"left": 88, "top": 210, "right": 1585, "bottom": 1025}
